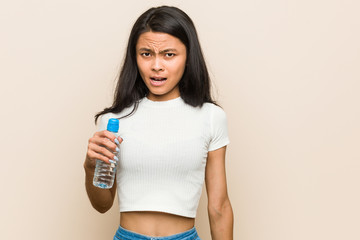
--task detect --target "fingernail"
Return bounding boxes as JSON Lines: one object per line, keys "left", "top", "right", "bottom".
{"left": 114, "top": 138, "right": 120, "bottom": 145}
{"left": 114, "top": 156, "right": 119, "bottom": 161}
{"left": 109, "top": 159, "right": 116, "bottom": 164}
{"left": 115, "top": 147, "right": 120, "bottom": 152}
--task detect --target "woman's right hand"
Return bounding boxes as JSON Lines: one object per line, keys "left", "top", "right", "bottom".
{"left": 84, "top": 130, "right": 123, "bottom": 170}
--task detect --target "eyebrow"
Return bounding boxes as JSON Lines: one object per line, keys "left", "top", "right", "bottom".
{"left": 138, "top": 48, "right": 178, "bottom": 53}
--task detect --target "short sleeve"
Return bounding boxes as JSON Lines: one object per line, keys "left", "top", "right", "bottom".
{"left": 208, "top": 105, "right": 230, "bottom": 151}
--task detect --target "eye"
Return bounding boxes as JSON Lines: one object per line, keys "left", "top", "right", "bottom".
{"left": 165, "top": 53, "right": 175, "bottom": 58}
{"left": 141, "top": 52, "right": 151, "bottom": 57}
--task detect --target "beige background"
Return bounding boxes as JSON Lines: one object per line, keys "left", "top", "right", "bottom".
{"left": 1, "top": 0, "right": 359, "bottom": 239}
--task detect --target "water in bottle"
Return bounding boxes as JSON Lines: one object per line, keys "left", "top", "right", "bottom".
{"left": 93, "top": 118, "right": 119, "bottom": 189}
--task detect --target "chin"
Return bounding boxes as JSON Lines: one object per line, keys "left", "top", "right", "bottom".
{"left": 149, "top": 91, "right": 167, "bottom": 97}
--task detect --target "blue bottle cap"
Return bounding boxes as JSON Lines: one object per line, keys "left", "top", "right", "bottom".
{"left": 107, "top": 118, "right": 119, "bottom": 133}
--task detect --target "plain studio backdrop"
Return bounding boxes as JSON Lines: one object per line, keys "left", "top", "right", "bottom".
{"left": 1, "top": 0, "right": 359, "bottom": 239}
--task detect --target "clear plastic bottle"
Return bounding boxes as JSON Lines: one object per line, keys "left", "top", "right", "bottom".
{"left": 93, "top": 118, "right": 119, "bottom": 189}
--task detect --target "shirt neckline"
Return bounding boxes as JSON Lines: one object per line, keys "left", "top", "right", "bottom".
{"left": 141, "top": 96, "right": 183, "bottom": 108}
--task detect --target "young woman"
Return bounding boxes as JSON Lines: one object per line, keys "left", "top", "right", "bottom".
{"left": 84, "top": 6, "right": 234, "bottom": 240}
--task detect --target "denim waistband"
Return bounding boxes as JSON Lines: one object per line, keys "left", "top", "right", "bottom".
{"left": 114, "top": 225, "right": 200, "bottom": 240}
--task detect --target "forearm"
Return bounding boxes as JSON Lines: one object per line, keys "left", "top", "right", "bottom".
{"left": 208, "top": 199, "right": 234, "bottom": 240}
{"left": 84, "top": 163, "right": 116, "bottom": 213}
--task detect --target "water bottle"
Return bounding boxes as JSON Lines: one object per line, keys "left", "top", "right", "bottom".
{"left": 93, "top": 118, "right": 119, "bottom": 189}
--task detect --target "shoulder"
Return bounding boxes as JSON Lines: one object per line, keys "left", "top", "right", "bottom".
{"left": 202, "top": 102, "right": 228, "bottom": 121}
{"left": 204, "top": 103, "right": 230, "bottom": 151}
{"left": 96, "top": 113, "right": 118, "bottom": 131}
{"left": 201, "top": 102, "right": 228, "bottom": 133}
{"left": 96, "top": 105, "right": 136, "bottom": 130}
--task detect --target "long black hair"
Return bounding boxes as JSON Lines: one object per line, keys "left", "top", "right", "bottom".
{"left": 95, "top": 6, "right": 216, "bottom": 123}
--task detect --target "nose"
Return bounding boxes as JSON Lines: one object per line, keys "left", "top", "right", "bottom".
{"left": 151, "top": 57, "right": 164, "bottom": 72}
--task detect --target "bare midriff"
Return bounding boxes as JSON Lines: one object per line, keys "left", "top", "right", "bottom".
{"left": 120, "top": 211, "right": 195, "bottom": 237}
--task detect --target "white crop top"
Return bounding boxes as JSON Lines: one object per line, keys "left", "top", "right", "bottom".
{"left": 97, "top": 96, "right": 229, "bottom": 218}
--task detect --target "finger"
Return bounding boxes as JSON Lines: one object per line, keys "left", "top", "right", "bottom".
{"left": 88, "top": 142, "right": 115, "bottom": 161}
{"left": 87, "top": 149, "right": 111, "bottom": 164}
{"left": 90, "top": 135, "right": 118, "bottom": 152}
{"left": 97, "top": 130, "right": 117, "bottom": 142}
{"left": 117, "top": 136, "right": 124, "bottom": 144}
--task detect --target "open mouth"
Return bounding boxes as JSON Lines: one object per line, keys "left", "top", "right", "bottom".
{"left": 150, "top": 77, "right": 167, "bottom": 86}
{"left": 150, "top": 77, "right": 167, "bottom": 81}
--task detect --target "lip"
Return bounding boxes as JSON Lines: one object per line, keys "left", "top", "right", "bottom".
{"left": 149, "top": 77, "right": 167, "bottom": 87}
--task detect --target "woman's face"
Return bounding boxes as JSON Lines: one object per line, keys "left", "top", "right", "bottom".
{"left": 136, "top": 31, "right": 187, "bottom": 101}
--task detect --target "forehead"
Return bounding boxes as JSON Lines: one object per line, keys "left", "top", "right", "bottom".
{"left": 136, "top": 31, "right": 185, "bottom": 50}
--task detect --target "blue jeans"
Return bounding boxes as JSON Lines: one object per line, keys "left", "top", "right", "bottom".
{"left": 113, "top": 225, "right": 201, "bottom": 240}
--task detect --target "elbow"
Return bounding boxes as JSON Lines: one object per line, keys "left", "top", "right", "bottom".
{"left": 208, "top": 198, "right": 233, "bottom": 220}
{"left": 94, "top": 205, "right": 112, "bottom": 214}
{"left": 91, "top": 201, "right": 113, "bottom": 214}
{"left": 85, "top": 183, "right": 116, "bottom": 214}
{"left": 97, "top": 206, "right": 111, "bottom": 214}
